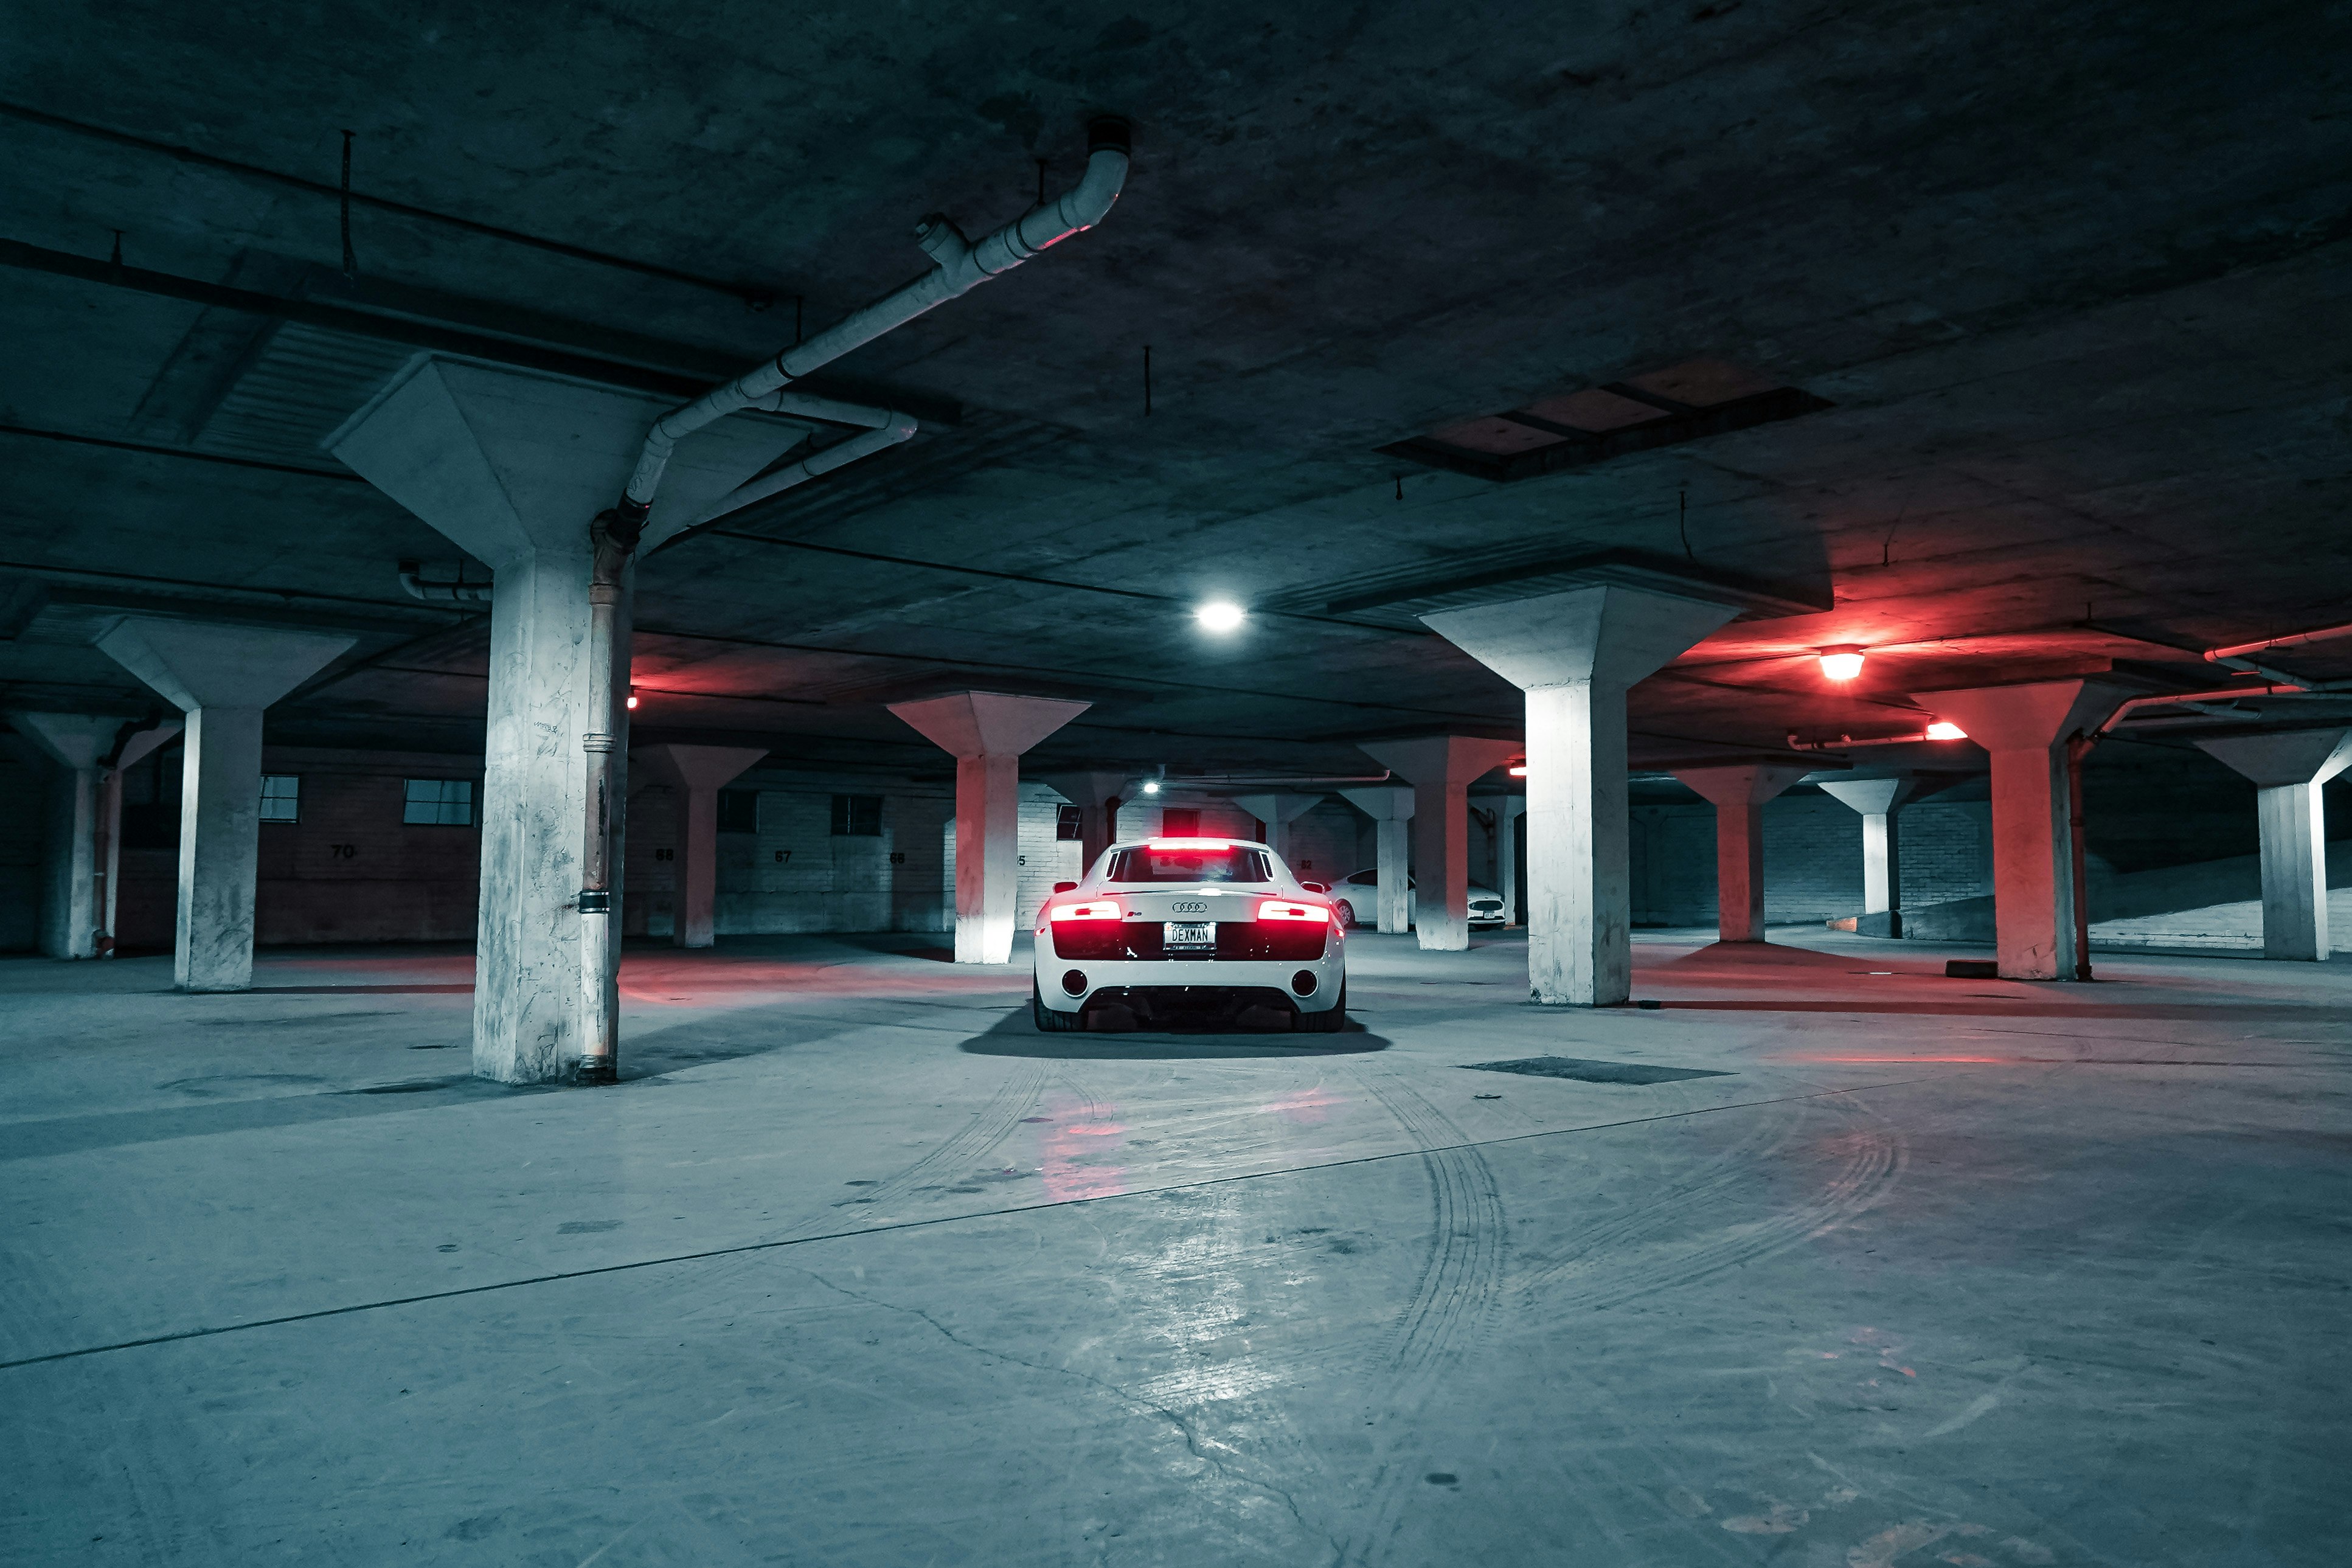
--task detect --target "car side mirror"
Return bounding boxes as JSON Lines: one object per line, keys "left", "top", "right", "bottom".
{"left": 1299, "top": 881, "right": 1328, "bottom": 893}
{"left": 1052, "top": 881, "right": 1078, "bottom": 893}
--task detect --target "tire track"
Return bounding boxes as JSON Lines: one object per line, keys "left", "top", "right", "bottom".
{"left": 1507, "top": 1091, "right": 1810, "bottom": 1300}
{"left": 793, "top": 1058, "right": 1054, "bottom": 1234}
{"left": 1342, "top": 1066, "right": 1510, "bottom": 1567}
{"left": 1520, "top": 1095, "right": 1907, "bottom": 1320}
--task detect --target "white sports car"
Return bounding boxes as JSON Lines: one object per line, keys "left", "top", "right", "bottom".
{"left": 1328, "top": 870, "right": 1510, "bottom": 929}
{"left": 1032, "top": 836, "right": 1347, "bottom": 1034}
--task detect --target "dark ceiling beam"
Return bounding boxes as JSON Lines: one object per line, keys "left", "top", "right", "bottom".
{"left": 0, "top": 422, "right": 364, "bottom": 480}
{"left": 0, "top": 99, "right": 774, "bottom": 307}
{"left": 0, "top": 238, "right": 962, "bottom": 427}
{"left": 2, "top": 236, "right": 715, "bottom": 398}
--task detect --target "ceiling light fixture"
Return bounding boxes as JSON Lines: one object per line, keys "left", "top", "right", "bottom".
{"left": 1141, "top": 779, "right": 1162, "bottom": 796}
{"left": 1508, "top": 765, "right": 1528, "bottom": 777}
{"left": 625, "top": 687, "right": 640, "bottom": 710}
{"left": 1817, "top": 646, "right": 1865, "bottom": 681}
{"left": 1195, "top": 601, "right": 1246, "bottom": 633}
{"left": 1924, "top": 720, "right": 1966, "bottom": 740}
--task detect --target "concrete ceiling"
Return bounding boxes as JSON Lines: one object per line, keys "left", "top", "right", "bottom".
{"left": 5, "top": 0, "right": 2351, "bottom": 782}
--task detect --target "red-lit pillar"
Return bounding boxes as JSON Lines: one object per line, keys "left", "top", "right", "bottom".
{"left": 1359, "top": 737, "right": 1521, "bottom": 949}
{"left": 1913, "top": 678, "right": 2137, "bottom": 980}
{"left": 890, "top": 692, "right": 1092, "bottom": 963}
{"left": 1671, "top": 765, "right": 1811, "bottom": 943}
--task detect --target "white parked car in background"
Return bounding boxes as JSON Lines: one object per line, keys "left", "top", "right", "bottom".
{"left": 1033, "top": 837, "right": 1347, "bottom": 1033}
{"left": 1327, "top": 869, "right": 1509, "bottom": 929}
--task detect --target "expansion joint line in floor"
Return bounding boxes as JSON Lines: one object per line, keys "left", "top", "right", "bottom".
{"left": 0, "top": 1077, "right": 1928, "bottom": 1373}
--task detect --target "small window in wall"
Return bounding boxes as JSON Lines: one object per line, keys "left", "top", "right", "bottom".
{"left": 1159, "top": 807, "right": 1200, "bottom": 836}
{"left": 717, "top": 789, "right": 760, "bottom": 834}
{"left": 831, "top": 793, "right": 883, "bottom": 837}
{"left": 1055, "top": 805, "right": 1083, "bottom": 841}
{"left": 258, "top": 775, "right": 300, "bottom": 823}
{"left": 402, "top": 778, "right": 474, "bottom": 826}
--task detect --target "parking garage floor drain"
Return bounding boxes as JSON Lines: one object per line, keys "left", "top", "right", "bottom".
{"left": 1462, "top": 1057, "right": 1731, "bottom": 1085}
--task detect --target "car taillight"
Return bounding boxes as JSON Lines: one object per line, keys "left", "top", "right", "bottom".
{"left": 1049, "top": 900, "right": 1122, "bottom": 921}
{"left": 1256, "top": 901, "right": 1328, "bottom": 923}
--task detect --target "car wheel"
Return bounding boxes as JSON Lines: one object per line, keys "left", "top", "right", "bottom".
{"left": 1032, "top": 980, "right": 1081, "bottom": 1033}
{"left": 1292, "top": 982, "right": 1347, "bottom": 1034}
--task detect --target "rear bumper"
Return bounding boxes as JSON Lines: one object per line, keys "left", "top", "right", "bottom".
{"left": 1035, "top": 952, "right": 1345, "bottom": 1016}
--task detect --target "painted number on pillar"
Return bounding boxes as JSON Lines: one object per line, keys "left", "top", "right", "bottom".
{"left": 654, "top": 847, "right": 675, "bottom": 861}
{"left": 1018, "top": 855, "right": 1027, "bottom": 866}
{"left": 330, "top": 844, "right": 357, "bottom": 859}
{"left": 774, "top": 850, "right": 792, "bottom": 863}
{"left": 889, "top": 852, "right": 906, "bottom": 864}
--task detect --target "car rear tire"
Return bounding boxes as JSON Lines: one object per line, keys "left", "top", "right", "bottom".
{"left": 1032, "top": 980, "right": 1081, "bottom": 1033}
{"left": 1293, "top": 982, "right": 1347, "bottom": 1034}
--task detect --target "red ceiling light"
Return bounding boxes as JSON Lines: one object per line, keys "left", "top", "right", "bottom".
{"left": 1817, "top": 646, "right": 1865, "bottom": 681}
{"left": 1507, "top": 764, "right": 1528, "bottom": 777}
{"left": 625, "top": 686, "right": 640, "bottom": 710}
{"left": 1924, "top": 720, "right": 1966, "bottom": 740}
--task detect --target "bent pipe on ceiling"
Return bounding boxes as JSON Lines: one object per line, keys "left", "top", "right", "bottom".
{"left": 614, "top": 115, "right": 1131, "bottom": 527}
{"left": 572, "top": 117, "right": 1131, "bottom": 1085}
{"left": 397, "top": 560, "right": 494, "bottom": 604}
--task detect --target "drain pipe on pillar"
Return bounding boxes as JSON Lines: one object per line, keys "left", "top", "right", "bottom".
{"left": 574, "top": 514, "right": 634, "bottom": 1083}
{"left": 2066, "top": 730, "right": 2094, "bottom": 983}
{"left": 569, "top": 117, "right": 1133, "bottom": 1084}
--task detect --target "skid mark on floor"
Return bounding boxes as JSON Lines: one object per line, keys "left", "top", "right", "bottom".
{"left": 1518, "top": 1096, "right": 1907, "bottom": 1320}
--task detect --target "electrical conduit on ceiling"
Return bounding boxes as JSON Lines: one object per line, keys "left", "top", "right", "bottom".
{"left": 569, "top": 116, "right": 1133, "bottom": 1084}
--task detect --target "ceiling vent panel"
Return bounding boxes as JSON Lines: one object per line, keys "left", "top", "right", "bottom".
{"left": 1384, "top": 358, "right": 1831, "bottom": 482}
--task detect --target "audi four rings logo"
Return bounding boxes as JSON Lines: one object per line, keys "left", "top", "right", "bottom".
{"left": 1170, "top": 901, "right": 1207, "bottom": 914}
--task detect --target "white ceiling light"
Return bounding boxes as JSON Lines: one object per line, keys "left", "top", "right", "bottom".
{"left": 1195, "top": 602, "right": 1246, "bottom": 633}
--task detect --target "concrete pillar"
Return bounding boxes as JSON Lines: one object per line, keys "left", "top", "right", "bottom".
{"left": 633, "top": 744, "right": 767, "bottom": 948}
{"left": 1672, "top": 765, "right": 1811, "bottom": 943}
{"left": 330, "top": 357, "right": 788, "bottom": 1080}
{"left": 7, "top": 713, "right": 117, "bottom": 957}
{"left": 1423, "top": 586, "right": 1741, "bottom": 1004}
{"left": 1915, "top": 679, "right": 2137, "bottom": 980}
{"left": 1818, "top": 776, "right": 1916, "bottom": 934}
{"left": 1338, "top": 786, "right": 1417, "bottom": 932}
{"left": 95, "top": 721, "right": 182, "bottom": 952}
{"left": 1360, "top": 738, "right": 1521, "bottom": 949}
{"left": 2194, "top": 729, "right": 2352, "bottom": 960}
{"left": 890, "top": 692, "right": 1091, "bottom": 963}
{"left": 1495, "top": 794, "right": 1526, "bottom": 924}
{"left": 95, "top": 620, "right": 355, "bottom": 991}
{"left": 1229, "top": 791, "right": 1323, "bottom": 865}
{"left": 1037, "top": 769, "right": 1131, "bottom": 873}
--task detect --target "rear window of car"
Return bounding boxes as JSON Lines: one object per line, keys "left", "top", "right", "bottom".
{"left": 1105, "top": 845, "right": 1273, "bottom": 884}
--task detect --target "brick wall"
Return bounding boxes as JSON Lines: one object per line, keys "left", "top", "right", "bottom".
{"left": 1285, "top": 799, "right": 1367, "bottom": 883}
{"left": 1628, "top": 790, "right": 1995, "bottom": 926}
{"left": 252, "top": 748, "right": 486, "bottom": 945}
{"left": 709, "top": 769, "right": 959, "bottom": 935}
{"left": 1899, "top": 799, "right": 1994, "bottom": 908}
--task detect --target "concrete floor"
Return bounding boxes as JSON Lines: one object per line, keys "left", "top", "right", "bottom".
{"left": 2, "top": 932, "right": 2347, "bottom": 1567}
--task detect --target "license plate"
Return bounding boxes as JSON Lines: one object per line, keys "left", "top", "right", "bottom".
{"left": 1164, "top": 921, "right": 1214, "bottom": 948}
